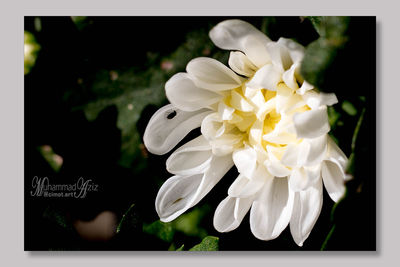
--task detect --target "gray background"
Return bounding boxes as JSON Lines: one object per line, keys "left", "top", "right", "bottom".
{"left": 1, "top": 0, "right": 397, "bottom": 265}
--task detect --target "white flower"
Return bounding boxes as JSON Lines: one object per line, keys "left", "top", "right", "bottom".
{"left": 143, "top": 19, "right": 349, "bottom": 246}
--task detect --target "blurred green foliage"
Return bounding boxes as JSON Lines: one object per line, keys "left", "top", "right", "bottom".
{"left": 301, "top": 16, "right": 371, "bottom": 250}
{"left": 71, "top": 16, "right": 91, "bottom": 31}
{"left": 301, "top": 17, "right": 350, "bottom": 92}
{"left": 70, "top": 28, "right": 227, "bottom": 169}
{"left": 321, "top": 107, "right": 366, "bottom": 250}
{"left": 175, "top": 244, "right": 185, "bottom": 251}
{"left": 24, "top": 31, "right": 41, "bottom": 75}
{"left": 142, "top": 205, "right": 210, "bottom": 246}
{"left": 302, "top": 16, "right": 375, "bottom": 250}
{"left": 37, "top": 145, "right": 63, "bottom": 172}
{"left": 342, "top": 100, "right": 358, "bottom": 116}
{"left": 172, "top": 205, "right": 210, "bottom": 238}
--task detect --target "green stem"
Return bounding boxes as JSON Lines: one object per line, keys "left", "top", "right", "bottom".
{"left": 321, "top": 224, "right": 336, "bottom": 251}
{"left": 346, "top": 107, "right": 366, "bottom": 175}
{"left": 116, "top": 203, "right": 135, "bottom": 234}
{"left": 351, "top": 107, "right": 366, "bottom": 151}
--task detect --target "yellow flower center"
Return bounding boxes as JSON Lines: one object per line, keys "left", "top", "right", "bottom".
{"left": 213, "top": 80, "right": 310, "bottom": 155}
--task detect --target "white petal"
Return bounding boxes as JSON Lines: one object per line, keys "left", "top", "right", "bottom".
{"left": 326, "top": 136, "right": 348, "bottom": 173}
{"left": 228, "top": 165, "right": 270, "bottom": 198}
{"left": 321, "top": 160, "right": 346, "bottom": 202}
{"left": 296, "top": 80, "right": 314, "bottom": 95}
{"left": 302, "top": 90, "right": 338, "bottom": 110}
{"left": 218, "top": 101, "right": 235, "bottom": 121}
{"left": 156, "top": 174, "right": 202, "bottom": 222}
{"left": 209, "top": 19, "right": 271, "bottom": 68}
{"left": 277, "top": 37, "right": 305, "bottom": 64}
{"left": 232, "top": 146, "right": 257, "bottom": 178}
{"left": 275, "top": 82, "right": 294, "bottom": 113}
{"left": 266, "top": 144, "right": 286, "bottom": 161}
{"left": 166, "top": 72, "right": 222, "bottom": 111}
{"left": 253, "top": 143, "right": 268, "bottom": 163}
{"left": 248, "top": 89, "right": 266, "bottom": 108}
{"left": 201, "top": 112, "right": 225, "bottom": 140}
{"left": 228, "top": 174, "right": 249, "bottom": 197}
{"left": 230, "top": 90, "right": 254, "bottom": 112}
{"left": 250, "top": 177, "right": 294, "bottom": 240}
{"left": 272, "top": 113, "right": 297, "bottom": 134}
{"left": 263, "top": 131, "right": 298, "bottom": 145}
{"left": 266, "top": 41, "right": 293, "bottom": 72}
{"left": 228, "top": 51, "right": 257, "bottom": 77}
{"left": 246, "top": 64, "right": 282, "bottom": 91}
{"left": 289, "top": 168, "right": 308, "bottom": 192}
{"left": 289, "top": 165, "right": 321, "bottom": 192}
{"left": 156, "top": 154, "right": 233, "bottom": 222}
{"left": 290, "top": 179, "right": 323, "bottom": 246}
{"left": 248, "top": 119, "right": 263, "bottom": 147}
{"left": 304, "top": 135, "right": 328, "bottom": 166}
{"left": 306, "top": 165, "right": 323, "bottom": 187}
{"left": 144, "top": 104, "right": 212, "bottom": 155}
{"left": 281, "top": 143, "right": 305, "bottom": 168}
{"left": 265, "top": 145, "right": 291, "bottom": 177}
{"left": 284, "top": 94, "right": 307, "bottom": 114}
{"left": 166, "top": 135, "right": 212, "bottom": 175}
{"left": 282, "top": 62, "right": 300, "bottom": 90}
{"left": 281, "top": 136, "right": 327, "bottom": 168}
{"left": 265, "top": 160, "right": 292, "bottom": 178}
{"left": 209, "top": 134, "right": 242, "bottom": 156}
{"left": 187, "top": 57, "right": 243, "bottom": 91}
{"left": 242, "top": 34, "right": 272, "bottom": 68}
{"left": 293, "top": 107, "right": 330, "bottom": 138}
{"left": 320, "top": 93, "right": 338, "bottom": 106}
{"left": 213, "top": 196, "right": 254, "bottom": 232}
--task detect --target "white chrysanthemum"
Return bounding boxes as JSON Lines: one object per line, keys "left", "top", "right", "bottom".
{"left": 143, "top": 19, "right": 349, "bottom": 246}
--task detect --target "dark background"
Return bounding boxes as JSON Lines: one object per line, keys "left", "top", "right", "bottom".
{"left": 25, "top": 16, "right": 375, "bottom": 251}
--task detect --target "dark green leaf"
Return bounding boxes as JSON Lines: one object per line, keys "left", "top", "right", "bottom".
{"left": 260, "top": 17, "right": 277, "bottom": 36}
{"left": 70, "top": 29, "right": 227, "bottom": 169}
{"left": 323, "top": 17, "right": 350, "bottom": 39}
{"left": 171, "top": 205, "right": 210, "bottom": 239}
{"left": 143, "top": 220, "right": 175, "bottom": 243}
{"left": 142, "top": 205, "right": 211, "bottom": 244}
{"left": 189, "top": 236, "right": 219, "bottom": 251}
{"left": 301, "top": 17, "right": 350, "bottom": 92}
{"left": 79, "top": 66, "right": 166, "bottom": 169}
{"left": 306, "top": 16, "right": 324, "bottom": 36}
{"left": 306, "top": 16, "right": 350, "bottom": 38}
{"left": 301, "top": 38, "right": 339, "bottom": 89}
